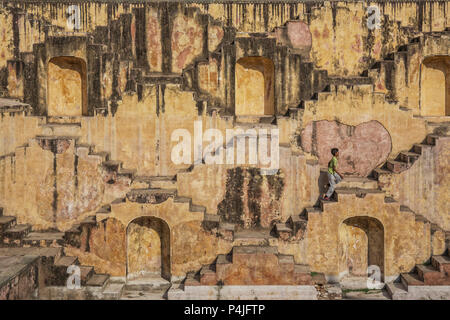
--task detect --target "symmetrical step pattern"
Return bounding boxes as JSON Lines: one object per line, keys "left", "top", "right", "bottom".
{"left": 184, "top": 245, "right": 315, "bottom": 286}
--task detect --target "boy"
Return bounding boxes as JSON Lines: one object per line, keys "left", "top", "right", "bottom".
{"left": 323, "top": 148, "right": 343, "bottom": 201}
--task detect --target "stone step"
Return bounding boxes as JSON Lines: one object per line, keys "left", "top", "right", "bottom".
{"left": 431, "top": 255, "right": 450, "bottom": 274}
{"left": 386, "top": 160, "right": 409, "bottom": 173}
{"left": 80, "top": 215, "right": 97, "bottom": 226}
{"left": 90, "top": 151, "right": 109, "bottom": 162}
{"left": 274, "top": 223, "right": 293, "bottom": 240}
{"left": 398, "top": 151, "right": 420, "bottom": 165}
{"left": 294, "top": 264, "right": 310, "bottom": 274}
{"left": 278, "top": 254, "right": 294, "bottom": 265}
{"left": 335, "top": 188, "right": 384, "bottom": 198}
{"left": 412, "top": 143, "right": 432, "bottom": 155}
{"left": 426, "top": 134, "right": 440, "bottom": 145}
{"left": 218, "top": 222, "right": 236, "bottom": 241}
{"left": 199, "top": 264, "right": 216, "bottom": 284}
{"left": 386, "top": 282, "right": 408, "bottom": 300}
{"left": 0, "top": 216, "right": 17, "bottom": 232}
{"left": 219, "top": 222, "right": 235, "bottom": 231}
{"left": 202, "top": 213, "right": 220, "bottom": 230}
{"left": 55, "top": 256, "right": 79, "bottom": 268}
{"left": 286, "top": 215, "right": 307, "bottom": 235}
{"left": 293, "top": 264, "right": 313, "bottom": 285}
{"left": 173, "top": 196, "right": 191, "bottom": 203}
{"left": 124, "top": 277, "right": 171, "bottom": 292}
{"left": 184, "top": 271, "right": 201, "bottom": 286}
{"left": 0, "top": 246, "right": 63, "bottom": 259}
{"left": 337, "top": 176, "right": 378, "bottom": 189}
{"left": 372, "top": 168, "right": 391, "bottom": 180}
{"left": 304, "top": 207, "right": 321, "bottom": 214}
{"left": 200, "top": 264, "right": 215, "bottom": 275}
{"left": 416, "top": 264, "right": 448, "bottom": 284}
{"left": 216, "top": 254, "right": 231, "bottom": 265}
{"left": 102, "top": 160, "right": 122, "bottom": 171}
{"left": 118, "top": 168, "right": 136, "bottom": 179}
{"left": 232, "top": 245, "right": 278, "bottom": 258}
{"left": 190, "top": 204, "right": 206, "bottom": 213}
{"left": 126, "top": 188, "right": 177, "bottom": 203}
{"left": 79, "top": 266, "right": 95, "bottom": 285}
{"left": 400, "top": 273, "right": 424, "bottom": 289}
{"left": 22, "top": 232, "right": 65, "bottom": 247}
{"left": 86, "top": 274, "right": 110, "bottom": 290}
{"left": 102, "top": 282, "right": 125, "bottom": 300}
{"left": 138, "top": 176, "right": 178, "bottom": 189}
{"left": 233, "top": 229, "right": 272, "bottom": 246}
{"left": 3, "top": 224, "right": 32, "bottom": 242}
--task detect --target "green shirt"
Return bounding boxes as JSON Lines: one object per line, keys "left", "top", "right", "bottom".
{"left": 328, "top": 156, "right": 338, "bottom": 174}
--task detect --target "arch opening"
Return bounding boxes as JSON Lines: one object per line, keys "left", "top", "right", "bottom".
{"left": 420, "top": 56, "right": 450, "bottom": 116}
{"left": 126, "top": 216, "right": 171, "bottom": 281}
{"left": 235, "top": 56, "right": 274, "bottom": 116}
{"left": 47, "top": 56, "right": 87, "bottom": 116}
{"left": 338, "top": 216, "right": 384, "bottom": 285}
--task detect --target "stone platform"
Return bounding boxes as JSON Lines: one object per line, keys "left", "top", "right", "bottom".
{"left": 168, "top": 285, "right": 318, "bottom": 300}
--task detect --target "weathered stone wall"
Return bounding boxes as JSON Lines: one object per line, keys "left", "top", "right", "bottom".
{"left": 377, "top": 136, "right": 450, "bottom": 231}
{"left": 301, "top": 120, "right": 392, "bottom": 176}
{"left": 0, "top": 1, "right": 448, "bottom": 285}
{"left": 0, "top": 137, "right": 108, "bottom": 231}
{"left": 301, "top": 84, "right": 428, "bottom": 161}
{"left": 306, "top": 192, "right": 431, "bottom": 282}
{"left": 0, "top": 255, "right": 39, "bottom": 300}
{"left": 66, "top": 198, "right": 235, "bottom": 279}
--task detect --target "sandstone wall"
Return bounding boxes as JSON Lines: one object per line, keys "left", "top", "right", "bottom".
{"left": 377, "top": 136, "right": 450, "bottom": 231}
{"left": 306, "top": 192, "right": 432, "bottom": 281}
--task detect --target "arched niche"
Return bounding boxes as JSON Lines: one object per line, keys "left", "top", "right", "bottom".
{"left": 235, "top": 56, "right": 274, "bottom": 116}
{"left": 338, "top": 216, "right": 385, "bottom": 282}
{"left": 47, "top": 56, "right": 87, "bottom": 116}
{"left": 420, "top": 56, "right": 450, "bottom": 116}
{"left": 126, "top": 216, "right": 171, "bottom": 281}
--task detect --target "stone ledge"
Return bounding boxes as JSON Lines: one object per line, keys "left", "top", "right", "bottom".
{"left": 168, "top": 285, "right": 318, "bottom": 300}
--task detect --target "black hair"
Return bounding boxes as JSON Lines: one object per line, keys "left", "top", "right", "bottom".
{"left": 331, "top": 148, "right": 339, "bottom": 156}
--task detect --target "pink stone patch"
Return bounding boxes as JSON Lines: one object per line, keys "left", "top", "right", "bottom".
{"left": 287, "top": 21, "right": 312, "bottom": 49}
{"left": 301, "top": 120, "right": 392, "bottom": 177}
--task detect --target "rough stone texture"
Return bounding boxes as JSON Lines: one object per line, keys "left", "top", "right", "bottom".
{"left": 168, "top": 285, "right": 318, "bottom": 300}
{"left": 235, "top": 57, "right": 274, "bottom": 116}
{"left": 301, "top": 85, "right": 428, "bottom": 161}
{"left": 0, "top": 137, "right": 105, "bottom": 231}
{"left": 0, "top": 255, "right": 39, "bottom": 300}
{"left": 301, "top": 120, "right": 392, "bottom": 177}
{"left": 420, "top": 56, "right": 450, "bottom": 116}
{"left": 171, "top": 12, "right": 203, "bottom": 74}
{"left": 48, "top": 57, "right": 86, "bottom": 116}
{"left": 307, "top": 192, "right": 431, "bottom": 281}
{"left": 0, "top": 1, "right": 448, "bottom": 300}
{"left": 378, "top": 136, "right": 450, "bottom": 231}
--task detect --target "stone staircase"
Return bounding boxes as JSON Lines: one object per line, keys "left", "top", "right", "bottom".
{"left": 284, "top": 29, "right": 450, "bottom": 122}
{"left": 272, "top": 176, "right": 381, "bottom": 241}
{"left": 273, "top": 126, "right": 449, "bottom": 243}
{"left": 185, "top": 245, "right": 313, "bottom": 286}
{"left": 0, "top": 206, "right": 123, "bottom": 299}
{"left": 386, "top": 248, "right": 450, "bottom": 300}
{"left": 168, "top": 244, "right": 319, "bottom": 300}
